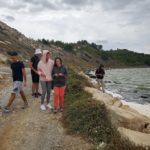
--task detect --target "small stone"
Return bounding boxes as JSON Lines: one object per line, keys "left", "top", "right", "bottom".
{"left": 0, "top": 75, "right": 3, "bottom": 79}
{"left": 113, "top": 99, "right": 123, "bottom": 107}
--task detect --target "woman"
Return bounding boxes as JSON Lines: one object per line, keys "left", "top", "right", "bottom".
{"left": 52, "top": 57, "right": 67, "bottom": 113}
{"left": 95, "top": 64, "right": 105, "bottom": 93}
{"left": 38, "top": 50, "right": 54, "bottom": 111}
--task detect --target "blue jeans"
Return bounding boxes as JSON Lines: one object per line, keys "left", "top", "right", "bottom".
{"left": 40, "top": 81, "right": 51, "bottom": 104}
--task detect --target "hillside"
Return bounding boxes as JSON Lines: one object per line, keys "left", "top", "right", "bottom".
{"left": 0, "top": 21, "right": 35, "bottom": 63}
{"left": 0, "top": 20, "right": 150, "bottom": 69}
{"left": 38, "top": 39, "right": 150, "bottom": 68}
{"left": 0, "top": 21, "right": 98, "bottom": 70}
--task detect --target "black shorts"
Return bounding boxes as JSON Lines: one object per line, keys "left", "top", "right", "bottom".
{"left": 31, "top": 71, "right": 39, "bottom": 83}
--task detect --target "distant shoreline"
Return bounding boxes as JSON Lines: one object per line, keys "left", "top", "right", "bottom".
{"left": 105, "top": 66, "right": 150, "bottom": 70}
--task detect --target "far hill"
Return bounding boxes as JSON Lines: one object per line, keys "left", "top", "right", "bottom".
{"left": 38, "top": 39, "right": 150, "bottom": 68}
{"left": 0, "top": 20, "right": 150, "bottom": 69}
{"left": 0, "top": 21, "right": 35, "bottom": 63}
{"left": 0, "top": 21, "right": 102, "bottom": 70}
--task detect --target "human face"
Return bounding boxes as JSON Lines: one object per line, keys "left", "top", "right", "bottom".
{"left": 46, "top": 53, "right": 50, "bottom": 61}
{"left": 56, "top": 59, "right": 61, "bottom": 66}
{"left": 11, "top": 56, "right": 17, "bottom": 62}
{"left": 36, "top": 53, "right": 42, "bottom": 59}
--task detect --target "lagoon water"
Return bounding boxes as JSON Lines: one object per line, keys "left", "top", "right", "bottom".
{"left": 105, "top": 68, "right": 150, "bottom": 104}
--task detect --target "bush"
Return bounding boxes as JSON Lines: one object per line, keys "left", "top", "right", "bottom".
{"left": 63, "top": 69, "right": 114, "bottom": 144}
{"left": 63, "top": 68, "right": 150, "bottom": 150}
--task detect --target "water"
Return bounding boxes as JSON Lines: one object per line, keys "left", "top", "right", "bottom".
{"left": 105, "top": 68, "right": 150, "bottom": 104}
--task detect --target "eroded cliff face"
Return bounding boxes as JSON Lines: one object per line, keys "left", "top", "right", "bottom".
{"left": 79, "top": 72, "right": 150, "bottom": 146}
{"left": 0, "top": 21, "right": 35, "bottom": 62}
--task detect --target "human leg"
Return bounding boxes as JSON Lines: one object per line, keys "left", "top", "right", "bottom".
{"left": 40, "top": 81, "right": 47, "bottom": 105}
{"left": 20, "top": 90, "right": 28, "bottom": 107}
{"left": 46, "top": 81, "right": 51, "bottom": 104}
{"left": 54, "top": 86, "right": 60, "bottom": 110}
{"left": 59, "top": 86, "right": 66, "bottom": 110}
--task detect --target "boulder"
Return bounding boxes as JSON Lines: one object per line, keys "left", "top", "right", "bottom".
{"left": 118, "top": 127, "right": 150, "bottom": 146}
{"left": 113, "top": 99, "right": 123, "bottom": 107}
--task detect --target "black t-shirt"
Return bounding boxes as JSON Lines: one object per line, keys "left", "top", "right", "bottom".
{"left": 11, "top": 61, "right": 25, "bottom": 82}
{"left": 95, "top": 68, "right": 105, "bottom": 79}
{"left": 31, "top": 55, "right": 40, "bottom": 70}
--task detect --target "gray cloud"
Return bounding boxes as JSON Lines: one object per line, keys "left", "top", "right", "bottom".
{"left": 100, "top": 0, "right": 139, "bottom": 10}
{"left": 62, "top": 0, "right": 94, "bottom": 7}
{"left": 3, "top": 15, "right": 15, "bottom": 22}
{"left": 0, "top": 0, "right": 150, "bottom": 54}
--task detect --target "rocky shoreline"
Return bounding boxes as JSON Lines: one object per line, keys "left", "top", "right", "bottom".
{"left": 79, "top": 71, "right": 150, "bottom": 146}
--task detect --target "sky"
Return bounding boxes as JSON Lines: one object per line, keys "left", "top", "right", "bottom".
{"left": 0, "top": 0, "right": 150, "bottom": 54}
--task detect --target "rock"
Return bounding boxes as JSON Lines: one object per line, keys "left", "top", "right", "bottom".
{"left": 85, "top": 86, "right": 150, "bottom": 134}
{"left": 105, "top": 81, "right": 112, "bottom": 83}
{"left": 97, "top": 142, "right": 107, "bottom": 149}
{"left": 121, "top": 104, "right": 129, "bottom": 108}
{"left": 113, "top": 97, "right": 122, "bottom": 106}
{"left": 118, "top": 127, "right": 150, "bottom": 146}
{"left": 0, "top": 112, "right": 2, "bottom": 117}
{"left": 0, "top": 54, "right": 8, "bottom": 63}
{"left": 141, "top": 95, "right": 149, "bottom": 99}
{"left": 143, "top": 123, "right": 150, "bottom": 133}
{"left": 113, "top": 100, "right": 123, "bottom": 107}
{"left": 0, "top": 74, "right": 3, "bottom": 79}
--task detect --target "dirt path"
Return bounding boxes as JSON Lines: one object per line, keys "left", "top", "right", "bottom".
{"left": 0, "top": 68, "right": 93, "bottom": 150}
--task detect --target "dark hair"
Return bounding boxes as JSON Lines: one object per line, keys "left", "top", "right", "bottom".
{"left": 54, "top": 57, "right": 62, "bottom": 67}
{"left": 99, "top": 64, "right": 104, "bottom": 69}
{"left": 9, "top": 51, "right": 18, "bottom": 56}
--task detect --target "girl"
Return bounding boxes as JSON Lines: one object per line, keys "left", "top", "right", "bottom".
{"left": 52, "top": 57, "right": 67, "bottom": 113}
{"left": 38, "top": 50, "right": 54, "bottom": 111}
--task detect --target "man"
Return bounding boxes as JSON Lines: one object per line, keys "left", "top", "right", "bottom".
{"left": 95, "top": 64, "right": 105, "bottom": 93}
{"left": 3, "top": 51, "right": 28, "bottom": 112}
{"left": 29, "top": 49, "right": 42, "bottom": 98}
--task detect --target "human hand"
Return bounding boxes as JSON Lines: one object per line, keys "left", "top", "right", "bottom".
{"left": 58, "top": 73, "right": 64, "bottom": 76}
{"left": 54, "top": 73, "right": 58, "bottom": 77}
{"left": 41, "top": 73, "right": 46, "bottom": 78}
{"left": 24, "top": 82, "right": 27, "bottom": 87}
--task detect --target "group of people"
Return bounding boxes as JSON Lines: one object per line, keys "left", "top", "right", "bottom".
{"left": 2, "top": 48, "right": 105, "bottom": 113}
{"left": 3, "top": 49, "right": 67, "bottom": 113}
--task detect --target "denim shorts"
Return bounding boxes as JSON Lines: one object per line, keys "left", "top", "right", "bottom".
{"left": 12, "top": 81, "right": 23, "bottom": 94}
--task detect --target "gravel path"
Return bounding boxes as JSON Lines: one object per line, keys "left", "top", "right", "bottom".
{"left": 0, "top": 67, "right": 93, "bottom": 150}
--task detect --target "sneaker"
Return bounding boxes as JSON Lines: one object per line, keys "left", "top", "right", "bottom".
{"left": 32, "top": 93, "right": 35, "bottom": 97}
{"left": 37, "top": 92, "right": 42, "bottom": 96}
{"left": 51, "top": 90, "right": 54, "bottom": 94}
{"left": 34, "top": 93, "right": 39, "bottom": 98}
{"left": 60, "top": 108, "right": 64, "bottom": 112}
{"left": 3, "top": 107, "right": 11, "bottom": 113}
{"left": 40, "top": 105, "right": 46, "bottom": 111}
{"left": 53, "top": 109, "right": 57, "bottom": 114}
{"left": 46, "top": 103, "right": 53, "bottom": 110}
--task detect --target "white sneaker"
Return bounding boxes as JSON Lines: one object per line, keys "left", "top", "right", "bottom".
{"left": 47, "top": 103, "right": 53, "bottom": 109}
{"left": 51, "top": 90, "right": 54, "bottom": 94}
{"left": 40, "top": 105, "right": 46, "bottom": 111}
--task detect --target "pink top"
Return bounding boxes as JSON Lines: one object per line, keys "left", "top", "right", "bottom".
{"left": 38, "top": 50, "right": 54, "bottom": 81}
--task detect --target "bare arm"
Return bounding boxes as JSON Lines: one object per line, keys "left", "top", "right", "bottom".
{"left": 22, "top": 68, "right": 27, "bottom": 86}
{"left": 29, "top": 62, "right": 38, "bottom": 74}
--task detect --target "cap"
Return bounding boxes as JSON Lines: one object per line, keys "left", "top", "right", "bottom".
{"left": 35, "top": 49, "right": 42, "bottom": 55}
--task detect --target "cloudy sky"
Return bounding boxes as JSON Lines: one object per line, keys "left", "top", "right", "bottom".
{"left": 0, "top": 0, "right": 150, "bottom": 54}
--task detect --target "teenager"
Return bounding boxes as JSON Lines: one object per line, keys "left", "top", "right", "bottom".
{"left": 95, "top": 64, "right": 105, "bottom": 93}
{"left": 29, "top": 49, "right": 42, "bottom": 98}
{"left": 3, "top": 51, "right": 28, "bottom": 112}
{"left": 52, "top": 57, "right": 67, "bottom": 113}
{"left": 38, "top": 50, "right": 54, "bottom": 111}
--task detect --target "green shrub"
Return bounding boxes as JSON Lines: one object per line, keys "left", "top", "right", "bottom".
{"left": 63, "top": 69, "right": 114, "bottom": 144}
{"left": 63, "top": 68, "right": 150, "bottom": 150}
